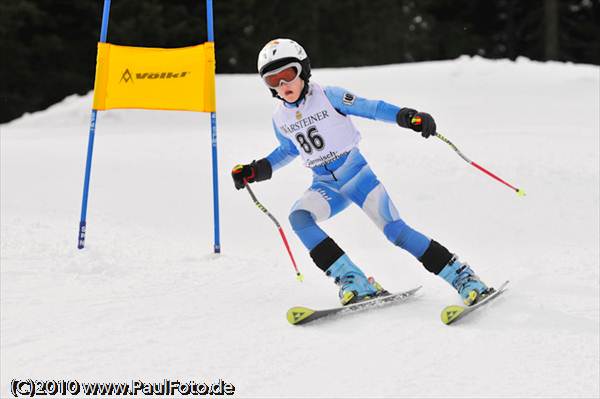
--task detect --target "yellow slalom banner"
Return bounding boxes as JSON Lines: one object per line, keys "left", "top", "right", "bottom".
{"left": 93, "top": 42, "right": 216, "bottom": 112}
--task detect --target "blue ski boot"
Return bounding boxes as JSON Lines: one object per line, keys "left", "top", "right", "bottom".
{"left": 439, "top": 256, "right": 490, "bottom": 306}
{"left": 325, "top": 254, "right": 379, "bottom": 305}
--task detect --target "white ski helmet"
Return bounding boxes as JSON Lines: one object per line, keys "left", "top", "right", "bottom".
{"left": 257, "top": 38, "right": 311, "bottom": 83}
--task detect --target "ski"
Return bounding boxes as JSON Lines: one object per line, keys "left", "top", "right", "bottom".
{"left": 440, "top": 280, "right": 510, "bottom": 325}
{"left": 286, "top": 286, "right": 422, "bottom": 325}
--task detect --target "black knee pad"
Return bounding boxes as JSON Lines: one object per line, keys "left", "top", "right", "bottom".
{"left": 418, "top": 240, "right": 454, "bottom": 275}
{"left": 309, "top": 237, "right": 345, "bottom": 273}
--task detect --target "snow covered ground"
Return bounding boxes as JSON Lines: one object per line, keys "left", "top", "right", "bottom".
{"left": 1, "top": 56, "right": 599, "bottom": 398}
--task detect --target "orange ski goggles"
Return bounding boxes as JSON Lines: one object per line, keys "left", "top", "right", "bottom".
{"left": 262, "top": 62, "right": 302, "bottom": 89}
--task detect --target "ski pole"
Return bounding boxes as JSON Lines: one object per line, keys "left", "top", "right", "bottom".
{"left": 244, "top": 182, "right": 304, "bottom": 282}
{"left": 426, "top": 128, "right": 526, "bottom": 197}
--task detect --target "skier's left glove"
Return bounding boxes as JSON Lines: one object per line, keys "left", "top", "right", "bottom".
{"left": 231, "top": 158, "right": 272, "bottom": 190}
{"left": 396, "top": 108, "right": 437, "bottom": 138}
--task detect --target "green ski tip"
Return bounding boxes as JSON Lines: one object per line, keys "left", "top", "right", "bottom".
{"left": 287, "top": 306, "right": 315, "bottom": 325}
{"left": 441, "top": 305, "right": 465, "bottom": 325}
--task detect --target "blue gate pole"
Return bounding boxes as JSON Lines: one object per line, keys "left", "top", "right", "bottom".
{"left": 206, "top": 0, "right": 221, "bottom": 253}
{"left": 78, "top": 0, "right": 112, "bottom": 249}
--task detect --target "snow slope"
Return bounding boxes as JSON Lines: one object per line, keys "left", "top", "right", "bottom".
{"left": 1, "top": 56, "right": 599, "bottom": 398}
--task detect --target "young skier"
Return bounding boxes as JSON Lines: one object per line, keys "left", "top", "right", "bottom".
{"left": 232, "top": 38, "right": 491, "bottom": 306}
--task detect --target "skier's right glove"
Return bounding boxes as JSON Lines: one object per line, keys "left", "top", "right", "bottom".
{"left": 231, "top": 158, "right": 273, "bottom": 190}
{"left": 396, "top": 108, "right": 437, "bottom": 138}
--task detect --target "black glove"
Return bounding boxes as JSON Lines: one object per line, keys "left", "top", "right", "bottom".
{"left": 231, "top": 158, "right": 273, "bottom": 190}
{"left": 396, "top": 108, "right": 437, "bottom": 138}
{"left": 231, "top": 163, "right": 255, "bottom": 190}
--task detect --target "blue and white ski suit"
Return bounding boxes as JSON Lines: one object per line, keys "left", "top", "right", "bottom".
{"left": 265, "top": 82, "right": 431, "bottom": 260}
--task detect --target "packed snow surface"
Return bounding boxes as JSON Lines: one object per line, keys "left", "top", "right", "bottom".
{"left": 2, "top": 56, "right": 599, "bottom": 398}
